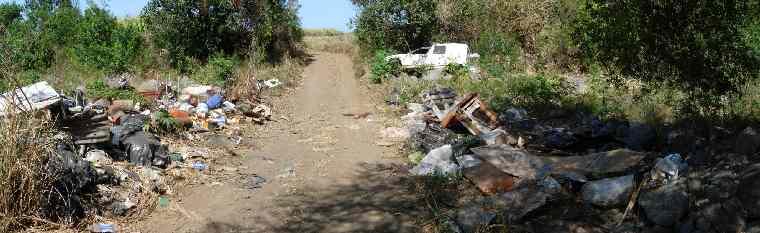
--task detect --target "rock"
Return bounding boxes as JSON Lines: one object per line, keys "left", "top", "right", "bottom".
{"left": 736, "top": 127, "right": 760, "bottom": 155}
{"left": 639, "top": 181, "right": 689, "bottom": 227}
{"left": 693, "top": 199, "right": 746, "bottom": 233}
{"left": 500, "top": 108, "right": 528, "bottom": 122}
{"left": 747, "top": 221, "right": 760, "bottom": 233}
{"left": 456, "top": 204, "right": 496, "bottom": 233}
{"left": 581, "top": 175, "right": 635, "bottom": 207}
{"left": 84, "top": 150, "right": 112, "bottom": 165}
{"left": 668, "top": 129, "right": 698, "bottom": 155}
{"left": 471, "top": 144, "right": 547, "bottom": 187}
{"left": 739, "top": 164, "right": 760, "bottom": 218}
{"left": 410, "top": 145, "right": 459, "bottom": 176}
{"left": 456, "top": 154, "right": 482, "bottom": 169}
{"left": 621, "top": 123, "right": 656, "bottom": 150}
{"left": 543, "top": 149, "right": 646, "bottom": 178}
{"left": 542, "top": 127, "right": 578, "bottom": 149}
{"left": 492, "top": 178, "right": 561, "bottom": 222}
{"left": 463, "top": 161, "right": 516, "bottom": 194}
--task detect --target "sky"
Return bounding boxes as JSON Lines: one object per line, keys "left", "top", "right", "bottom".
{"left": 0, "top": 0, "right": 356, "bottom": 31}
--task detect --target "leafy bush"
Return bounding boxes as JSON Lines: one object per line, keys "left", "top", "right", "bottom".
{"left": 85, "top": 79, "right": 146, "bottom": 103}
{"left": 0, "top": 3, "right": 22, "bottom": 27}
{"left": 1, "top": 21, "right": 55, "bottom": 71}
{"left": 352, "top": 0, "right": 438, "bottom": 54}
{"left": 474, "top": 32, "right": 522, "bottom": 77}
{"left": 444, "top": 63, "right": 469, "bottom": 78}
{"left": 368, "top": 50, "right": 401, "bottom": 83}
{"left": 73, "top": 4, "right": 143, "bottom": 73}
{"left": 191, "top": 53, "right": 237, "bottom": 86}
{"left": 142, "top": 0, "right": 302, "bottom": 66}
{"left": 576, "top": 0, "right": 760, "bottom": 109}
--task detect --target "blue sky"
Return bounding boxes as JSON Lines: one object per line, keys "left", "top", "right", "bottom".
{"left": 0, "top": 0, "right": 356, "bottom": 31}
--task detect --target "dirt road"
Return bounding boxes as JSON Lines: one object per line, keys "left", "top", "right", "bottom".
{"left": 132, "top": 53, "right": 421, "bottom": 233}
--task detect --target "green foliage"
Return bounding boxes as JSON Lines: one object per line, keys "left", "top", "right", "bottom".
{"left": 0, "top": 71, "right": 42, "bottom": 92}
{"left": 85, "top": 79, "right": 145, "bottom": 103}
{"left": 474, "top": 32, "right": 521, "bottom": 77}
{"left": 0, "top": 3, "right": 22, "bottom": 27}
{"left": 191, "top": 53, "right": 237, "bottom": 86}
{"left": 444, "top": 63, "right": 468, "bottom": 78}
{"left": 352, "top": 0, "right": 438, "bottom": 54}
{"left": 150, "top": 110, "right": 182, "bottom": 135}
{"left": 1, "top": 21, "right": 55, "bottom": 71}
{"left": 576, "top": 0, "right": 760, "bottom": 108}
{"left": 142, "top": 0, "right": 302, "bottom": 67}
{"left": 73, "top": 4, "right": 143, "bottom": 73}
{"left": 368, "top": 50, "right": 401, "bottom": 83}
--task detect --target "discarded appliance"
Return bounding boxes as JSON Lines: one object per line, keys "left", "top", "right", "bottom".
{"left": 0, "top": 81, "right": 61, "bottom": 116}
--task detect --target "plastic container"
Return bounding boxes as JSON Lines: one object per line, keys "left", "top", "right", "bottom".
{"left": 206, "top": 95, "right": 224, "bottom": 109}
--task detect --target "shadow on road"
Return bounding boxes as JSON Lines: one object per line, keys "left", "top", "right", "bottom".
{"left": 198, "top": 162, "right": 430, "bottom": 233}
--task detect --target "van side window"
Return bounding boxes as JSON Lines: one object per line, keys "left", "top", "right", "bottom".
{"left": 433, "top": 46, "right": 446, "bottom": 54}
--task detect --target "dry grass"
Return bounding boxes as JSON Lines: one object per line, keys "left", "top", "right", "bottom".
{"left": 303, "top": 28, "right": 344, "bottom": 37}
{"left": 304, "top": 34, "right": 357, "bottom": 55}
{"left": 227, "top": 58, "right": 305, "bottom": 102}
{"left": 0, "top": 109, "right": 59, "bottom": 232}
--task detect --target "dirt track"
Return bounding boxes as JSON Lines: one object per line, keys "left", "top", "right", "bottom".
{"left": 131, "top": 53, "right": 421, "bottom": 233}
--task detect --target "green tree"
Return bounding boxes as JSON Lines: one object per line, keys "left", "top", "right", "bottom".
{"left": 352, "top": 0, "right": 438, "bottom": 54}
{"left": 0, "top": 3, "right": 22, "bottom": 28}
{"left": 577, "top": 0, "right": 760, "bottom": 109}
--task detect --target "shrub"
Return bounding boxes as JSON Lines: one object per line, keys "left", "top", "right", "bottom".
{"left": 72, "top": 4, "right": 143, "bottom": 73}
{"left": 368, "top": 50, "right": 401, "bottom": 83}
{"left": 191, "top": 53, "right": 237, "bottom": 86}
{"left": 0, "top": 3, "right": 22, "bottom": 27}
{"left": 142, "top": 0, "right": 302, "bottom": 66}
{"left": 474, "top": 32, "right": 522, "bottom": 77}
{"left": 576, "top": 0, "right": 760, "bottom": 109}
{"left": 85, "top": 79, "right": 146, "bottom": 103}
{"left": 352, "top": 0, "right": 438, "bottom": 54}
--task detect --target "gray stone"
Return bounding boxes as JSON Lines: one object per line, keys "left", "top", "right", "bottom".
{"left": 639, "top": 181, "right": 689, "bottom": 227}
{"left": 581, "top": 175, "right": 635, "bottom": 207}
{"left": 739, "top": 164, "right": 760, "bottom": 218}
{"left": 456, "top": 204, "right": 496, "bottom": 233}
{"left": 746, "top": 221, "right": 760, "bottom": 233}
{"left": 621, "top": 123, "right": 656, "bottom": 150}
{"left": 471, "top": 144, "right": 547, "bottom": 186}
{"left": 735, "top": 127, "right": 760, "bottom": 155}
{"left": 694, "top": 199, "right": 746, "bottom": 233}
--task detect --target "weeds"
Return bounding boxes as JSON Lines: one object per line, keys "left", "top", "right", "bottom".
{"left": 85, "top": 79, "right": 146, "bottom": 104}
{"left": 228, "top": 57, "right": 304, "bottom": 101}
{"left": 303, "top": 34, "right": 357, "bottom": 55}
{"left": 0, "top": 110, "right": 58, "bottom": 232}
{"left": 369, "top": 50, "right": 401, "bottom": 83}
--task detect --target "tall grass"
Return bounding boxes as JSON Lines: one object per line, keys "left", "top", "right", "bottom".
{"left": 227, "top": 58, "right": 305, "bottom": 101}
{"left": 303, "top": 34, "right": 357, "bottom": 55}
{"left": 0, "top": 109, "right": 59, "bottom": 232}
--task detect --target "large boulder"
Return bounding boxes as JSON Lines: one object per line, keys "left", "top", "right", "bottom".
{"left": 470, "top": 144, "right": 547, "bottom": 187}
{"left": 581, "top": 175, "right": 635, "bottom": 207}
{"left": 620, "top": 123, "right": 656, "bottom": 150}
{"left": 739, "top": 164, "right": 760, "bottom": 218}
{"left": 639, "top": 181, "right": 689, "bottom": 227}
{"left": 735, "top": 127, "right": 760, "bottom": 155}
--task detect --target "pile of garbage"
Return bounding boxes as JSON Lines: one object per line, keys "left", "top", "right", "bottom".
{"left": 0, "top": 79, "right": 278, "bottom": 223}
{"left": 393, "top": 88, "right": 760, "bottom": 233}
